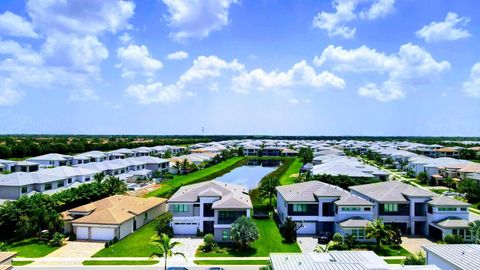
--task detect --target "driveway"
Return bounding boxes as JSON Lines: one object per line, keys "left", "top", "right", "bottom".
{"left": 400, "top": 236, "right": 434, "bottom": 254}
{"left": 30, "top": 241, "right": 104, "bottom": 266}
{"left": 297, "top": 237, "right": 319, "bottom": 253}
{"left": 170, "top": 236, "right": 203, "bottom": 264}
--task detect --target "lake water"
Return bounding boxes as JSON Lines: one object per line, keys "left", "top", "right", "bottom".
{"left": 214, "top": 160, "right": 279, "bottom": 189}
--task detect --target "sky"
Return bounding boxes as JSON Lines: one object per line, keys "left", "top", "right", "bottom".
{"left": 0, "top": 0, "right": 479, "bottom": 136}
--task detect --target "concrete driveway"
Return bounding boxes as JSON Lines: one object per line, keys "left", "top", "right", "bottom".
{"left": 400, "top": 236, "right": 434, "bottom": 254}
{"left": 297, "top": 237, "right": 319, "bottom": 253}
{"left": 30, "top": 241, "right": 105, "bottom": 266}
{"left": 170, "top": 236, "right": 203, "bottom": 264}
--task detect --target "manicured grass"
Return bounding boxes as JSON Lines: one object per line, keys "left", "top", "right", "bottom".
{"left": 197, "top": 217, "right": 301, "bottom": 257}
{"left": 93, "top": 221, "right": 157, "bottom": 257}
{"left": 83, "top": 260, "right": 159, "bottom": 265}
{"left": 431, "top": 189, "right": 448, "bottom": 195}
{"left": 12, "top": 260, "right": 34, "bottom": 266}
{"left": 5, "top": 238, "right": 60, "bottom": 258}
{"left": 279, "top": 158, "right": 303, "bottom": 185}
{"left": 361, "top": 244, "right": 410, "bottom": 257}
{"left": 194, "top": 260, "right": 269, "bottom": 265}
{"left": 384, "top": 258, "right": 403, "bottom": 264}
{"left": 146, "top": 157, "right": 247, "bottom": 198}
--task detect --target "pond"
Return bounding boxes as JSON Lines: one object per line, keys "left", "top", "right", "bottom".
{"left": 214, "top": 160, "right": 280, "bottom": 189}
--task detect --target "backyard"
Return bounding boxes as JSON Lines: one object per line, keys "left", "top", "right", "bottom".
{"left": 196, "top": 216, "right": 301, "bottom": 257}
{"left": 145, "top": 156, "right": 247, "bottom": 198}
{"left": 279, "top": 158, "right": 303, "bottom": 185}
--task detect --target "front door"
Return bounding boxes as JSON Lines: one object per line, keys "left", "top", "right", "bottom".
{"left": 203, "top": 221, "right": 214, "bottom": 234}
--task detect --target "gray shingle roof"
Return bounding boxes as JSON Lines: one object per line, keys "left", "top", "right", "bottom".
{"left": 434, "top": 217, "right": 470, "bottom": 228}
{"left": 350, "top": 181, "right": 435, "bottom": 203}
{"left": 276, "top": 181, "right": 372, "bottom": 205}
{"left": 168, "top": 180, "right": 252, "bottom": 209}
{"left": 338, "top": 217, "right": 371, "bottom": 228}
{"left": 428, "top": 195, "right": 471, "bottom": 207}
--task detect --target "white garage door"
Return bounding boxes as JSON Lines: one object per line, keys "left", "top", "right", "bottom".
{"left": 91, "top": 227, "right": 115, "bottom": 241}
{"left": 173, "top": 222, "right": 198, "bottom": 235}
{"left": 76, "top": 227, "right": 89, "bottom": 240}
{"left": 297, "top": 222, "right": 316, "bottom": 234}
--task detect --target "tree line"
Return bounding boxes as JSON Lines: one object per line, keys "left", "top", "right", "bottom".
{"left": 0, "top": 174, "right": 126, "bottom": 242}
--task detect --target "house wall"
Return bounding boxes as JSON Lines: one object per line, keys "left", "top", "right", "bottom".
{"left": 426, "top": 252, "right": 457, "bottom": 270}
{"left": 119, "top": 219, "right": 134, "bottom": 239}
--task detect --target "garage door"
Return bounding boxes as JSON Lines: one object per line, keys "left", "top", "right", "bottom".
{"left": 297, "top": 222, "right": 316, "bottom": 234}
{"left": 91, "top": 227, "right": 115, "bottom": 241}
{"left": 76, "top": 227, "right": 89, "bottom": 240}
{"left": 173, "top": 222, "right": 198, "bottom": 235}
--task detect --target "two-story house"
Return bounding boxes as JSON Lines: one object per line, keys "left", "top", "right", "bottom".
{"left": 350, "top": 181, "right": 471, "bottom": 241}
{"left": 276, "top": 181, "right": 374, "bottom": 242}
{"left": 168, "top": 180, "right": 252, "bottom": 242}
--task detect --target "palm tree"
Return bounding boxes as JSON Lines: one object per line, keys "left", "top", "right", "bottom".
{"left": 93, "top": 172, "right": 105, "bottom": 183}
{"left": 150, "top": 233, "right": 185, "bottom": 270}
{"left": 366, "top": 219, "right": 389, "bottom": 250}
{"left": 259, "top": 176, "right": 280, "bottom": 207}
{"left": 469, "top": 220, "right": 480, "bottom": 244}
{"left": 103, "top": 176, "right": 127, "bottom": 195}
{"left": 444, "top": 177, "right": 454, "bottom": 191}
{"left": 173, "top": 160, "right": 181, "bottom": 174}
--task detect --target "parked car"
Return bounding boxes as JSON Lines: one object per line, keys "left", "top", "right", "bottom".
{"left": 167, "top": 267, "right": 188, "bottom": 270}
{"left": 317, "top": 232, "right": 332, "bottom": 244}
{"left": 207, "top": 268, "right": 225, "bottom": 270}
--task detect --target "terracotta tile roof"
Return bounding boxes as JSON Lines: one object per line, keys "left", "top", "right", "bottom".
{"left": 0, "top": 252, "right": 16, "bottom": 264}
{"left": 70, "top": 195, "right": 166, "bottom": 225}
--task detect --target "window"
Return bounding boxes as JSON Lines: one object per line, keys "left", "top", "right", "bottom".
{"left": 460, "top": 208, "right": 467, "bottom": 211}
{"left": 341, "top": 207, "right": 362, "bottom": 212}
{"left": 364, "top": 207, "right": 371, "bottom": 211}
{"left": 57, "top": 181, "right": 65, "bottom": 188}
{"left": 173, "top": 204, "right": 189, "bottom": 212}
{"left": 438, "top": 207, "right": 456, "bottom": 211}
{"left": 68, "top": 178, "right": 72, "bottom": 184}
{"left": 222, "top": 230, "right": 229, "bottom": 241}
{"left": 144, "top": 212, "right": 148, "bottom": 220}
{"left": 85, "top": 177, "right": 90, "bottom": 182}
{"left": 293, "top": 204, "right": 308, "bottom": 213}
{"left": 384, "top": 204, "right": 398, "bottom": 212}
{"left": 21, "top": 186, "right": 28, "bottom": 194}
{"left": 351, "top": 229, "right": 365, "bottom": 239}
{"left": 44, "top": 183, "right": 52, "bottom": 190}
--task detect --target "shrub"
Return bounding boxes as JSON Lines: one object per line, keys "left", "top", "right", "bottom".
{"left": 48, "top": 232, "right": 65, "bottom": 247}
{"left": 68, "top": 232, "right": 76, "bottom": 241}
{"left": 196, "top": 227, "right": 204, "bottom": 237}
{"left": 105, "top": 241, "right": 110, "bottom": 248}
{"left": 203, "top": 233, "right": 216, "bottom": 252}
{"left": 403, "top": 252, "right": 426, "bottom": 265}
{"left": 333, "top": 232, "right": 344, "bottom": 243}
{"left": 279, "top": 217, "right": 301, "bottom": 243}
{"left": 443, "top": 233, "right": 464, "bottom": 244}
{"left": 417, "top": 172, "right": 429, "bottom": 184}
{"left": 155, "top": 212, "right": 174, "bottom": 238}
{"left": 112, "top": 236, "right": 119, "bottom": 244}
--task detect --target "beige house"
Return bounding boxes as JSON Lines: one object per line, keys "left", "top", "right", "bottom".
{"left": 64, "top": 195, "right": 166, "bottom": 241}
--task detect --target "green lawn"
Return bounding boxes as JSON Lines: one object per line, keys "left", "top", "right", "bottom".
{"left": 279, "top": 158, "right": 303, "bottom": 185}
{"left": 384, "top": 258, "right": 403, "bottom": 264}
{"left": 5, "top": 238, "right": 60, "bottom": 258}
{"left": 197, "top": 217, "right": 301, "bottom": 257}
{"left": 12, "top": 261, "right": 34, "bottom": 266}
{"left": 431, "top": 189, "right": 448, "bottom": 195}
{"left": 360, "top": 244, "right": 410, "bottom": 257}
{"left": 93, "top": 221, "right": 157, "bottom": 257}
{"left": 194, "top": 260, "right": 269, "bottom": 265}
{"left": 83, "top": 260, "right": 159, "bottom": 265}
{"left": 146, "top": 157, "right": 246, "bottom": 198}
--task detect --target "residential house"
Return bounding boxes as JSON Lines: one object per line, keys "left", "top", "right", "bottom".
{"left": 276, "top": 181, "right": 374, "bottom": 241}
{"left": 10, "top": 161, "right": 39, "bottom": 172}
{"left": 350, "top": 181, "right": 471, "bottom": 240}
{"left": 65, "top": 195, "right": 166, "bottom": 241}
{"left": 262, "top": 147, "right": 283, "bottom": 156}
{"left": 434, "top": 147, "right": 461, "bottom": 159}
{"left": 71, "top": 151, "right": 107, "bottom": 165}
{"left": 243, "top": 145, "right": 261, "bottom": 156}
{"left": 168, "top": 180, "right": 252, "bottom": 242}
{"left": 0, "top": 252, "right": 16, "bottom": 270}
{"left": 27, "top": 153, "right": 73, "bottom": 167}
{"left": 281, "top": 148, "right": 298, "bottom": 157}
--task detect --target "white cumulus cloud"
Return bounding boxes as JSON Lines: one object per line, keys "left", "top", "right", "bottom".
{"left": 69, "top": 88, "right": 99, "bottom": 102}
{"left": 116, "top": 44, "right": 163, "bottom": 79}
{"left": 232, "top": 60, "right": 345, "bottom": 93}
{"left": 0, "top": 79, "right": 24, "bottom": 106}
{"left": 312, "top": 0, "right": 396, "bottom": 39}
{"left": 463, "top": 63, "right": 480, "bottom": 98}
{"left": 167, "top": 51, "right": 189, "bottom": 60}
{"left": 315, "top": 43, "right": 450, "bottom": 101}
{"left": 162, "top": 0, "right": 238, "bottom": 42}
{"left": 0, "top": 11, "right": 38, "bottom": 38}
{"left": 416, "top": 12, "right": 470, "bottom": 43}
{"left": 125, "top": 82, "right": 181, "bottom": 104}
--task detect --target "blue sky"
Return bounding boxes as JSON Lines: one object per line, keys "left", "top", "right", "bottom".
{"left": 0, "top": 0, "right": 479, "bottom": 136}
